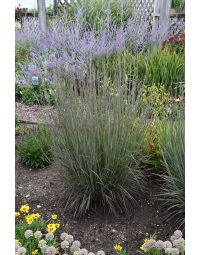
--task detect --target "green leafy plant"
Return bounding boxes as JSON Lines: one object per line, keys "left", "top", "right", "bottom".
{"left": 15, "top": 84, "right": 55, "bottom": 106}
{"left": 17, "top": 126, "right": 53, "bottom": 168}
{"left": 171, "top": 0, "right": 185, "bottom": 11}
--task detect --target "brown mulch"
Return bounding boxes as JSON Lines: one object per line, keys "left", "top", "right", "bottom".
{"left": 15, "top": 102, "right": 56, "bottom": 124}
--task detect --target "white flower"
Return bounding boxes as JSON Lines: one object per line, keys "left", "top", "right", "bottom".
{"left": 16, "top": 247, "right": 26, "bottom": 255}
{"left": 74, "top": 251, "right": 80, "bottom": 255}
{"left": 174, "top": 230, "right": 183, "bottom": 239}
{"left": 155, "top": 240, "right": 164, "bottom": 249}
{"left": 173, "top": 238, "right": 185, "bottom": 252}
{"left": 73, "top": 240, "right": 81, "bottom": 248}
{"left": 45, "top": 232, "right": 54, "bottom": 240}
{"left": 41, "top": 244, "right": 48, "bottom": 254}
{"left": 70, "top": 245, "right": 80, "bottom": 253}
{"left": 38, "top": 239, "right": 47, "bottom": 248}
{"left": 163, "top": 241, "right": 172, "bottom": 249}
{"left": 60, "top": 232, "right": 68, "bottom": 240}
{"left": 61, "top": 240, "right": 70, "bottom": 249}
{"left": 165, "top": 247, "right": 179, "bottom": 255}
{"left": 88, "top": 253, "right": 96, "bottom": 255}
{"left": 79, "top": 248, "right": 88, "bottom": 255}
{"left": 143, "top": 239, "right": 156, "bottom": 251}
{"left": 45, "top": 246, "right": 57, "bottom": 255}
{"left": 24, "top": 229, "right": 33, "bottom": 239}
{"left": 96, "top": 251, "right": 105, "bottom": 255}
{"left": 65, "top": 234, "right": 74, "bottom": 243}
{"left": 34, "top": 230, "right": 43, "bottom": 239}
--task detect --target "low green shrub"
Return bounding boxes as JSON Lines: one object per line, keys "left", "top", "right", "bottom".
{"left": 158, "top": 117, "right": 185, "bottom": 228}
{"left": 15, "top": 83, "right": 55, "bottom": 106}
{"left": 17, "top": 126, "right": 53, "bottom": 169}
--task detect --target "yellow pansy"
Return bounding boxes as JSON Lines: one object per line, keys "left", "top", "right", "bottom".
{"left": 47, "top": 223, "right": 57, "bottom": 233}
{"left": 51, "top": 214, "right": 58, "bottom": 220}
{"left": 114, "top": 244, "right": 123, "bottom": 252}
{"left": 20, "top": 204, "right": 30, "bottom": 213}
{"left": 32, "top": 249, "right": 38, "bottom": 255}
{"left": 15, "top": 212, "right": 20, "bottom": 218}
{"left": 25, "top": 214, "right": 34, "bottom": 225}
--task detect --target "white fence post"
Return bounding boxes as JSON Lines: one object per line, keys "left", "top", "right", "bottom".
{"left": 153, "top": 0, "right": 172, "bottom": 30}
{"left": 37, "top": 0, "right": 47, "bottom": 32}
{"left": 159, "top": 0, "right": 172, "bottom": 25}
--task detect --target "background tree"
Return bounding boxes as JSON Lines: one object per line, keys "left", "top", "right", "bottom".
{"left": 37, "top": 0, "right": 47, "bottom": 31}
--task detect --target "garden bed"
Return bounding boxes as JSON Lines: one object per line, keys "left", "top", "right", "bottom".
{"left": 16, "top": 136, "right": 174, "bottom": 254}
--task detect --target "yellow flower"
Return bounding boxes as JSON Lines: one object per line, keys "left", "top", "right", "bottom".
{"left": 140, "top": 245, "right": 145, "bottom": 251}
{"left": 32, "top": 213, "right": 41, "bottom": 220}
{"left": 25, "top": 214, "right": 34, "bottom": 225}
{"left": 20, "top": 204, "right": 30, "bottom": 213}
{"left": 15, "top": 240, "right": 20, "bottom": 243}
{"left": 55, "top": 223, "right": 60, "bottom": 228}
{"left": 47, "top": 223, "right": 57, "bottom": 233}
{"left": 144, "top": 239, "right": 149, "bottom": 243}
{"left": 51, "top": 214, "right": 58, "bottom": 220}
{"left": 32, "top": 250, "right": 38, "bottom": 255}
{"left": 114, "top": 244, "right": 123, "bottom": 252}
{"left": 15, "top": 212, "right": 20, "bottom": 218}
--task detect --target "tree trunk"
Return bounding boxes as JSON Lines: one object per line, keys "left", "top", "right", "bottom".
{"left": 37, "top": 0, "right": 47, "bottom": 32}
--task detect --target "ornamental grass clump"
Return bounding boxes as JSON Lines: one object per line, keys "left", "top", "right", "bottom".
{"left": 50, "top": 58, "right": 148, "bottom": 217}
{"left": 158, "top": 115, "right": 185, "bottom": 228}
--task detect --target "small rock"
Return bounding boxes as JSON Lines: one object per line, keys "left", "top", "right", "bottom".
{"left": 25, "top": 194, "right": 30, "bottom": 198}
{"left": 37, "top": 205, "right": 42, "bottom": 208}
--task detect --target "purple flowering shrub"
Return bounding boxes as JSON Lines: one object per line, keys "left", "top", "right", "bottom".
{"left": 16, "top": 10, "right": 184, "bottom": 92}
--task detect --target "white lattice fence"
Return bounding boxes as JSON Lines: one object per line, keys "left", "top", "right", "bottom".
{"left": 132, "top": 0, "right": 155, "bottom": 24}
{"left": 132, "top": 0, "right": 172, "bottom": 29}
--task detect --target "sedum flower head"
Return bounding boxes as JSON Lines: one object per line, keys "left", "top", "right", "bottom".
{"left": 61, "top": 240, "right": 70, "bottom": 249}
{"left": 24, "top": 229, "right": 33, "bottom": 239}
{"left": 80, "top": 248, "right": 88, "bottom": 255}
{"left": 60, "top": 232, "right": 68, "bottom": 240}
{"left": 173, "top": 238, "right": 185, "bottom": 252}
{"left": 97, "top": 251, "right": 105, "bottom": 255}
{"left": 65, "top": 234, "right": 74, "bottom": 243}
{"left": 142, "top": 239, "right": 156, "bottom": 251}
{"left": 45, "top": 232, "right": 54, "bottom": 240}
{"left": 17, "top": 247, "right": 26, "bottom": 255}
{"left": 173, "top": 230, "right": 183, "bottom": 239}
{"left": 155, "top": 240, "right": 164, "bottom": 249}
{"left": 73, "top": 240, "right": 81, "bottom": 248}
{"left": 165, "top": 247, "right": 179, "bottom": 255}
{"left": 70, "top": 244, "right": 80, "bottom": 253}
{"left": 34, "top": 231, "right": 42, "bottom": 239}
{"left": 38, "top": 239, "right": 47, "bottom": 248}
{"left": 45, "top": 246, "right": 57, "bottom": 255}
{"left": 163, "top": 241, "right": 172, "bottom": 249}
